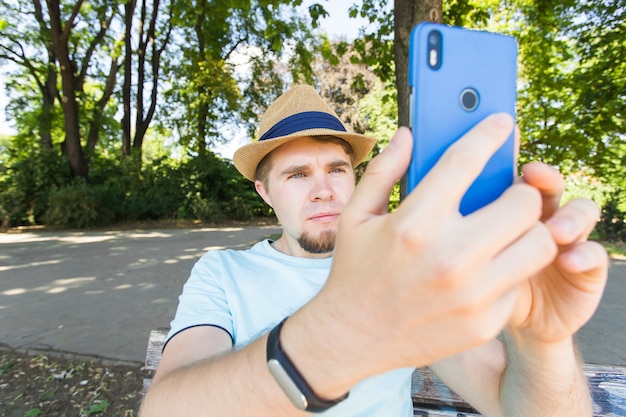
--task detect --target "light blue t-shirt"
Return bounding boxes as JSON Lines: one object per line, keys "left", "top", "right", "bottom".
{"left": 168, "top": 239, "right": 414, "bottom": 416}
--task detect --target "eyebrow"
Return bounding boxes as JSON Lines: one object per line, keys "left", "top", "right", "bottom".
{"left": 278, "top": 159, "right": 352, "bottom": 177}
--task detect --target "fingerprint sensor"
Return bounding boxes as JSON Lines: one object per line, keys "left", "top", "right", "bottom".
{"left": 460, "top": 88, "right": 479, "bottom": 112}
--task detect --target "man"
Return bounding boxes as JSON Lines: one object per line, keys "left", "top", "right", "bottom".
{"left": 140, "top": 85, "right": 608, "bottom": 416}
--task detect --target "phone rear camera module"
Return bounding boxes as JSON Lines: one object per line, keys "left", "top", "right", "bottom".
{"left": 460, "top": 88, "right": 479, "bottom": 112}
{"left": 427, "top": 30, "right": 442, "bottom": 70}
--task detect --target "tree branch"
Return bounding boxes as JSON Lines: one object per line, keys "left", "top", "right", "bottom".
{"left": 78, "top": 9, "right": 115, "bottom": 88}
{"left": 63, "top": 0, "right": 85, "bottom": 40}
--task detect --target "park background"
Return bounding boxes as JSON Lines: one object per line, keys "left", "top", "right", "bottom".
{"left": 0, "top": 0, "right": 624, "bottom": 241}
{"left": 1, "top": 0, "right": 625, "bottom": 416}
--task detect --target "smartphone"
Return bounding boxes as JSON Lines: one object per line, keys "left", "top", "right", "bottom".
{"left": 406, "top": 23, "right": 518, "bottom": 215}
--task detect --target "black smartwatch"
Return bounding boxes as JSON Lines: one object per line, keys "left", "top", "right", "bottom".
{"left": 266, "top": 317, "right": 349, "bottom": 412}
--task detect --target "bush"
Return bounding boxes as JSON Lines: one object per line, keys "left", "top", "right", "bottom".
{"left": 191, "top": 194, "right": 226, "bottom": 223}
{"left": 0, "top": 148, "right": 71, "bottom": 226}
{"left": 596, "top": 191, "right": 626, "bottom": 242}
{"left": 1, "top": 144, "right": 272, "bottom": 228}
{"left": 44, "top": 180, "right": 115, "bottom": 228}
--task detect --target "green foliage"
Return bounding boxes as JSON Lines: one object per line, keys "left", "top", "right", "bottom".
{"left": 347, "top": 0, "right": 395, "bottom": 83}
{"left": 0, "top": 146, "right": 71, "bottom": 226}
{"left": 1, "top": 0, "right": 623, "bottom": 232}
{"left": 84, "top": 399, "right": 110, "bottom": 415}
{"left": 44, "top": 180, "right": 116, "bottom": 228}
{"left": 23, "top": 408, "right": 43, "bottom": 417}
{"left": 596, "top": 190, "right": 626, "bottom": 242}
{"left": 176, "top": 152, "right": 268, "bottom": 222}
{"left": 494, "top": 0, "right": 626, "bottom": 192}
{"left": 443, "top": 0, "right": 492, "bottom": 26}
{"left": 0, "top": 131, "right": 268, "bottom": 228}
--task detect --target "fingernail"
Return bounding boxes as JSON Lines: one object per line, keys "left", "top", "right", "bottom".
{"left": 385, "top": 128, "right": 407, "bottom": 152}
{"left": 546, "top": 217, "right": 576, "bottom": 241}
{"left": 491, "top": 113, "right": 513, "bottom": 126}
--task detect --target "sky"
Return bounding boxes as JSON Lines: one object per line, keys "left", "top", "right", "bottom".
{"left": 0, "top": 1, "right": 371, "bottom": 155}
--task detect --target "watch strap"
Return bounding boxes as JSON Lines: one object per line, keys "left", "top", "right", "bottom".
{"left": 266, "top": 317, "right": 349, "bottom": 412}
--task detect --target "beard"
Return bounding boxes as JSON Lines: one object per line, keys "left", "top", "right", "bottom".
{"left": 297, "top": 229, "right": 336, "bottom": 254}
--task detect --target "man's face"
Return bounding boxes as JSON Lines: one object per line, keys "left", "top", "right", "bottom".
{"left": 255, "top": 137, "right": 356, "bottom": 258}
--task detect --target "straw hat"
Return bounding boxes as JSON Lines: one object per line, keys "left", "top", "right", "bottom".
{"left": 233, "top": 84, "right": 377, "bottom": 181}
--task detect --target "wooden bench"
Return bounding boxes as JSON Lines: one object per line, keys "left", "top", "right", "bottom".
{"left": 143, "top": 328, "right": 626, "bottom": 416}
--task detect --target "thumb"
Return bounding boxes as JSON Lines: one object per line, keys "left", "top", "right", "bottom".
{"left": 344, "top": 127, "right": 413, "bottom": 221}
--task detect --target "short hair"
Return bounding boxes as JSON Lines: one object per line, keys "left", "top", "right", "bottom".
{"left": 254, "top": 136, "right": 355, "bottom": 189}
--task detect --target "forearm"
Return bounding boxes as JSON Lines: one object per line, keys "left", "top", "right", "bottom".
{"left": 500, "top": 332, "right": 592, "bottom": 417}
{"left": 139, "top": 335, "right": 308, "bottom": 417}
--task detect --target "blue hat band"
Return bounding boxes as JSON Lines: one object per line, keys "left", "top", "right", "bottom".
{"left": 259, "top": 111, "right": 346, "bottom": 142}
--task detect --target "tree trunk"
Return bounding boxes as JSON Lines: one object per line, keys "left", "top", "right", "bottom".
{"left": 39, "top": 63, "right": 56, "bottom": 150}
{"left": 394, "top": 0, "right": 442, "bottom": 128}
{"left": 133, "top": 0, "right": 168, "bottom": 152}
{"left": 122, "top": 0, "right": 136, "bottom": 157}
{"left": 87, "top": 50, "right": 120, "bottom": 151}
{"left": 33, "top": 0, "right": 57, "bottom": 150}
{"left": 46, "top": 0, "right": 88, "bottom": 179}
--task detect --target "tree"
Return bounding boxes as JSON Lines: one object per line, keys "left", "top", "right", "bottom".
{"left": 393, "top": 0, "right": 441, "bottom": 127}
{"left": 46, "top": 0, "right": 121, "bottom": 178}
{"left": 1, "top": 0, "right": 122, "bottom": 179}
{"left": 160, "top": 0, "right": 321, "bottom": 157}
{"left": 504, "top": 0, "right": 625, "bottom": 190}
{"left": 121, "top": 0, "right": 173, "bottom": 157}
{"left": 0, "top": 0, "right": 60, "bottom": 150}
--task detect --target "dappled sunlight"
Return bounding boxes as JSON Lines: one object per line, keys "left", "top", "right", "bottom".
{"left": 189, "top": 227, "right": 243, "bottom": 233}
{"left": 1, "top": 277, "right": 97, "bottom": 296}
{"left": 2, "top": 288, "right": 27, "bottom": 296}
{"left": 0, "top": 259, "right": 63, "bottom": 272}
{"left": 40, "top": 277, "right": 96, "bottom": 295}
{"left": 57, "top": 235, "right": 116, "bottom": 244}
{"left": 202, "top": 245, "right": 227, "bottom": 251}
{"left": 123, "top": 231, "right": 173, "bottom": 239}
{"left": 0, "top": 233, "right": 117, "bottom": 245}
{"left": 128, "top": 258, "right": 161, "bottom": 269}
{"left": 115, "top": 284, "right": 133, "bottom": 290}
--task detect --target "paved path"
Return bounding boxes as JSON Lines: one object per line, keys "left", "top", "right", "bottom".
{"left": 1, "top": 226, "right": 625, "bottom": 366}
{"left": 0, "top": 224, "right": 281, "bottom": 364}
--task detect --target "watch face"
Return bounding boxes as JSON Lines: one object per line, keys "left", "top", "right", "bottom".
{"left": 268, "top": 358, "right": 308, "bottom": 410}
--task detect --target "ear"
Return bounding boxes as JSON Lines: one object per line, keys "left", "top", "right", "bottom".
{"left": 255, "top": 180, "right": 273, "bottom": 208}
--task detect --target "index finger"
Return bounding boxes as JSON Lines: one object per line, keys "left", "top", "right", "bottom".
{"left": 342, "top": 127, "right": 414, "bottom": 223}
{"left": 396, "top": 113, "right": 515, "bottom": 219}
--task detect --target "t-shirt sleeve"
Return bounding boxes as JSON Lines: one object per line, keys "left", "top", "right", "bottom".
{"left": 166, "top": 252, "right": 234, "bottom": 345}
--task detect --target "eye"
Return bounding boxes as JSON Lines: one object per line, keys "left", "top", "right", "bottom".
{"left": 287, "top": 172, "right": 305, "bottom": 180}
{"left": 330, "top": 167, "right": 347, "bottom": 174}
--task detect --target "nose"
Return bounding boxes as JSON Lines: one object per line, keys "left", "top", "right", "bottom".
{"left": 310, "top": 175, "right": 334, "bottom": 202}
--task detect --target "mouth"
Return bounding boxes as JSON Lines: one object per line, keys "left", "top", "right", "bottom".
{"left": 307, "top": 212, "right": 340, "bottom": 223}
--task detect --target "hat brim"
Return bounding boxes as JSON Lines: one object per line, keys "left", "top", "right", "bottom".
{"left": 233, "top": 128, "right": 377, "bottom": 181}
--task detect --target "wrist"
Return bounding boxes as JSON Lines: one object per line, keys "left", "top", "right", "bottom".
{"left": 501, "top": 331, "right": 592, "bottom": 415}
{"left": 278, "top": 306, "right": 368, "bottom": 401}
{"left": 504, "top": 330, "right": 582, "bottom": 377}
{"left": 267, "top": 317, "right": 349, "bottom": 411}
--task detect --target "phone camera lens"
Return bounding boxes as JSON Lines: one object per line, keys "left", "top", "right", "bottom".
{"left": 460, "top": 88, "right": 479, "bottom": 112}
{"left": 427, "top": 30, "right": 442, "bottom": 70}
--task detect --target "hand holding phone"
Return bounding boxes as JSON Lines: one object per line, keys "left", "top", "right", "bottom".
{"left": 406, "top": 23, "right": 518, "bottom": 215}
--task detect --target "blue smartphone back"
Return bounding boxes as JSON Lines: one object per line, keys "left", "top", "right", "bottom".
{"left": 407, "top": 23, "right": 518, "bottom": 215}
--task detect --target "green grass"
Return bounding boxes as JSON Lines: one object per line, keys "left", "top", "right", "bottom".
{"left": 602, "top": 241, "right": 626, "bottom": 259}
